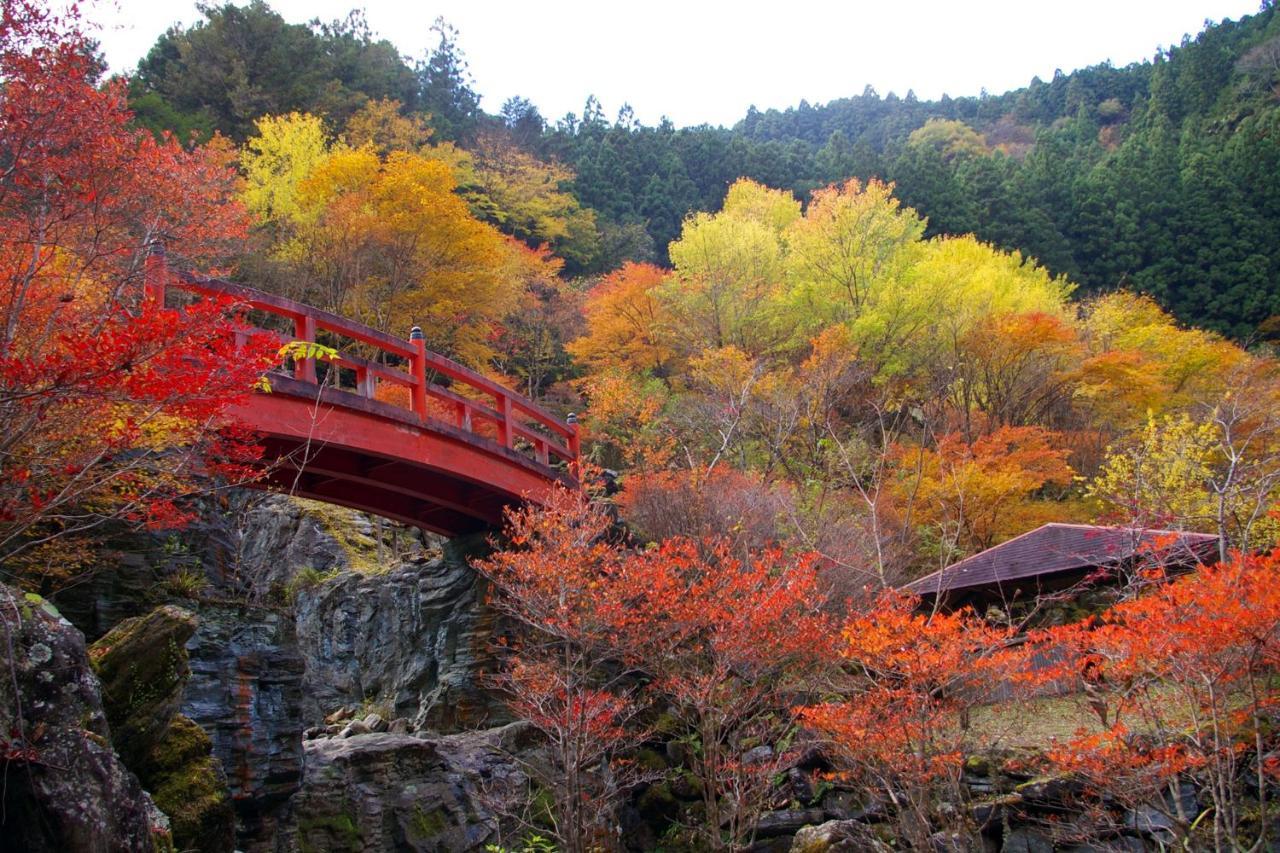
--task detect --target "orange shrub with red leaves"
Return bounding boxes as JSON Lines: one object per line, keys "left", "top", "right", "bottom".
{"left": 800, "top": 590, "right": 1024, "bottom": 847}
{"left": 478, "top": 487, "right": 836, "bottom": 851}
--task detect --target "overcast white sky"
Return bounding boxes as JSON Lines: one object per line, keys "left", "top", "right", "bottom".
{"left": 84, "top": 0, "right": 1264, "bottom": 128}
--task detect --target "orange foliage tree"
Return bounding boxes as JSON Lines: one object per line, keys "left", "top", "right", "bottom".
{"left": 476, "top": 488, "right": 650, "bottom": 853}
{"left": 0, "top": 1, "right": 275, "bottom": 582}
{"left": 891, "top": 425, "right": 1076, "bottom": 570}
{"left": 567, "top": 262, "right": 675, "bottom": 377}
{"left": 478, "top": 487, "right": 835, "bottom": 851}
{"left": 801, "top": 591, "right": 1024, "bottom": 848}
{"left": 1026, "top": 549, "right": 1280, "bottom": 849}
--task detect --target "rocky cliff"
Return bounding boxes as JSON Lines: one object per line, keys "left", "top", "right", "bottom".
{"left": 293, "top": 534, "right": 504, "bottom": 732}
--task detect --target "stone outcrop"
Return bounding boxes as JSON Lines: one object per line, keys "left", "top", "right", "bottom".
{"left": 0, "top": 584, "right": 167, "bottom": 852}
{"left": 89, "top": 604, "right": 235, "bottom": 853}
{"left": 89, "top": 604, "right": 199, "bottom": 767}
{"left": 790, "top": 819, "right": 895, "bottom": 853}
{"left": 294, "top": 536, "right": 502, "bottom": 732}
{"left": 182, "top": 602, "right": 306, "bottom": 850}
{"left": 136, "top": 713, "right": 237, "bottom": 853}
{"left": 285, "top": 723, "right": 536, "bottom": 852}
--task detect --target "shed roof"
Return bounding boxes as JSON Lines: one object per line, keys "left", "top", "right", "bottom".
{"left": 901, "top": 523, "right": 1220, "bottom": 599}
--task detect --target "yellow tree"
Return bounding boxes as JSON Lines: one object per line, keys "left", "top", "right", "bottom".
{"left": 342, "top": 98, "right": 433, "bottom": 155}
{"left": 1086, "top": 412, "right": 1219, "bottom": 534}
{"left": 467, "top": 132, "right": 600, "bottom": 270}
{"left": 906, "top": 118, "right": 989, "bottom": 161}
{"left": 1088, "top": 367, "right": 1280, "bottom": 558}
{"left": 282, "top": 147, "right": 523, "bottom": 367}
{"left": 782, "top": 178, "right": 926, "bottom": 338}
{"left": 853, "top": 235, "right": 1073, "bottom": 383}
{"left": 1080, "top": 291, "right": 1246, "bottom": 407}
{"left": 241, "top": 112, "right": 336, "bottom": 225}
{"left": 663, "top": 179, "right": 800, "bottom": 358}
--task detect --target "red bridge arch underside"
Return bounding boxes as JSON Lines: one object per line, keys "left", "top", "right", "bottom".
{"left": 152, "top": 251, "right": 578, "bottom": 538}
{"left": 233, "top": 377, "right": 574, "bottom": 537}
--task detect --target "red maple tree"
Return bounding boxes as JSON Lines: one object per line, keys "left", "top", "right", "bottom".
{"left": 0, "top": 1, "right": 275, "bottom": 582}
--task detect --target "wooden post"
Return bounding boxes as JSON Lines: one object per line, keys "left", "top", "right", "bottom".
{"left": 294, "top": 314, "right": 317, "bottom": 383}
{"left": 409, "top": 326, "right": 429, "bottom": 421}
{"left": 497, "top": 395, "right": 514, "bottom": 449}
{"left": 355, "top": 365, "right": 374, "bottom": 398}
{"left": 567, "top": 412, "right": 581, "bottom": 481}
{"left": 144, "top": 241, "right": 167, "bottom": 306}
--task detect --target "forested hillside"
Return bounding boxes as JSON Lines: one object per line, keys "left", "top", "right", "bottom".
{"left": 129, "top": 1, "right": 1280, "bottom": 335}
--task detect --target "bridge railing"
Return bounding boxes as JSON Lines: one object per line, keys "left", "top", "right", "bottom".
{"left": 146, "top": 249, "right": 580, "bottom": 473}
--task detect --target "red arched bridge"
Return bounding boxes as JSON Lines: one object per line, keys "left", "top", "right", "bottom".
{"left": 148, "top": 252, "right": 579, "bottom": 537}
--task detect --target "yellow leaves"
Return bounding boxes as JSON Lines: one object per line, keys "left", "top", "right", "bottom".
{"left": 906, "top": 118, "right": 989, "bottom": 161}
{"left": 464, "top": 133, "right": 600, "bottom": 267}
{"left": 853, "top": 235, "right": 1073, "bottom": 381}
{"left": 266, "top": 141, "right": 522, "bottom": 367}
{"left": 689, "top": 346, "right": 756, "bottom": 394}
{"left": 665, "top": 180, "right": 798, "bottom": 357}
{"left": 1086, "top": 411, "right": 1219, "bottom": 529}
{"left": 781, "top": 177, "right": 925, "bottom": 334}
{"left": 720, "top": 178, "right": 802, "bottom": 232}
{"left": 240, "top": 112, "right": 336, "bottom": 225}
{"left": 277, "top": 340, "right": 339, "bottom": 363}
{"left": 342, "top": 99, "right": 433, "bottom": 155}
{"left": 577, "top": 372, "right": 674, "bottom": 471}
{"left": 1080, "top": 292, "right": 1247, "bottom": 411}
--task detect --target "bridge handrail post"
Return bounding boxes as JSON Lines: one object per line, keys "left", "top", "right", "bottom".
{"left": 567, "top": 412, "right": 581, "bottom": 480}
{"left": 409, "top": 326, "right": 429, "bottom": 421}
{"left": 497, "top": 395, "right": 514, "bottom": 449}
{"left": 144, "top": 241, "right": 167, "bottom": 306}
{"left": 294, "top": 314, "right": 318, "bottom": 383}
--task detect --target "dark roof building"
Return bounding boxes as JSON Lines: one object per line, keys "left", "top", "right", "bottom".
{"left": 901, "top": 523, "right": 1221, "bottom": 610}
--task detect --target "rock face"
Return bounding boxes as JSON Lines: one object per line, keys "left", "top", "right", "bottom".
{"left": 294, "top": 536, "right": 502, "bottom": 732}
{"left": 211, "top": 493, "right": 373, "bottom": 594}
{"left": 285, "top": 723, "right": 535, "bottom": 852}
{"left": 182, "top": 603, "right": 306, "bottom": 850}
{"left": 0, "top": 584, "right": 165, "bottom": 852}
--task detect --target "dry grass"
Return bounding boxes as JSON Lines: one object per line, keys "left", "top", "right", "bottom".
{"left": 968, "top": 692, "right": 1108, "bottom": 750}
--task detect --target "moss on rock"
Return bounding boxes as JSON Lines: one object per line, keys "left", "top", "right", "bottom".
{"left": 88, "top": 606, "right": 235, "bottom": 852}
{"left": 140, "top": 715, "right": 235, "bottom": 853}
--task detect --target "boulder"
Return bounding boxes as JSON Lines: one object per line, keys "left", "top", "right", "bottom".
{"left": 89, "top": 604, "right": 235, "bottom": 853}
{"left": 1003, "top": 827, "right": 1055, "bottom": 853}
{"left": 136, "top": 714, "right": 235, "bottom": 853}
{"left": 790, "top": 819, "right": 894, "bottom": 853}
{"left": 284, "top": 723, "right": 535, "bottom": 851}
{"left": 0, "top": 584, "right": 167, "bottom": 851}
{"left": 89, "top": 604, "right": 198, "bottom": 767}
{"left": 756, "top": 808, "right": 829, "bottom": 838}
